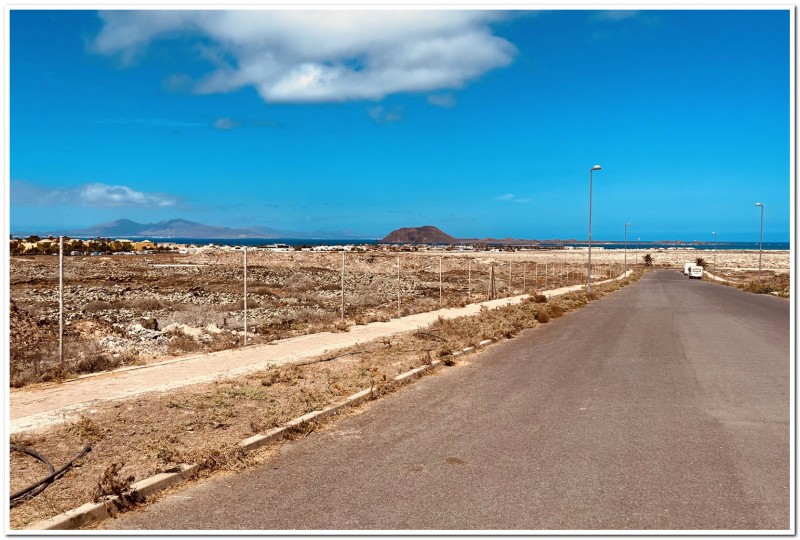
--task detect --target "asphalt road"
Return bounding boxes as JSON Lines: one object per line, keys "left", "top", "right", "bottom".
{"left": 106, "top": 270, "right": 790, "bottom": 531}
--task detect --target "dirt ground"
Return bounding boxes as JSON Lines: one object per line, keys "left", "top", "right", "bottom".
{"left": 8, "top": 273, "right": 637, "bottom": 530}
{"left": 11, "top": 249, "right": 638, "bottom": 387}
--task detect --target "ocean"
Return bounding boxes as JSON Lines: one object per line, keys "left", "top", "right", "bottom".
{"left": 140, "top": 238, "right": 790, "bottom": 251}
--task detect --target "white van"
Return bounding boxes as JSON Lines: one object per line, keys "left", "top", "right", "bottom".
{"left": 683, "top": 262, "right": 696, "bottom": 276}
{"left": 689, "top": 265, "right": 704, "bottom": 279}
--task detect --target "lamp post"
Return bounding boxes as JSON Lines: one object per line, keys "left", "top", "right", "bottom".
{"left": 587, "top": 164, "right": 602, "bottom": 291}
{"left": 711, "top": 231, "right": 717, "bottom": 274}
{"left": 755, "top": 203, "right": 764, "bottom": 281}
{"left": 624, "top": 222, "right": 631, "bottom": 276}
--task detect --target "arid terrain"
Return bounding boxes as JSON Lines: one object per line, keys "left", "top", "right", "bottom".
{"left": 8, "top": 276, "right": 633, "bottom": 529}
{"left": 9, "top": 247, "right": 789, "bottom": 387}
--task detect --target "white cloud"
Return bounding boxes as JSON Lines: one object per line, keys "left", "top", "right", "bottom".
{"left": 427, "top": 92, "right": 457, "bottom": 108}
{"left": 11, "top": 180, "right": 179, "bottom": 208}
{"left": 367, "top": 105, "right": 403, "bottom": 124}
{"left": 213, "top": 117, "right": 240, "bottom": 130}
{"left": 92, "top": 11, "right": 516, "bottom": 103}
{"left": 496, "top": 193, "right": 532, "bottom": 204}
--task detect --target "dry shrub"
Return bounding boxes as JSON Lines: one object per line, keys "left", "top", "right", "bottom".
{"left": 533, "top": 293, "right": 548, "bottom": 303}
{"left": 69, "top": 417, "right": 104, "bottom": 444}
{"left": 83, "top": 300, "right": 113, "bottom": 313}
{"left": 548, "top": 304, "right": 565, "bottom": 318}
{"left": 73, "top": 341, "right": 122, "bottom": 374}
{"left": 742, "top": 281, "right": 775, "bottom": 294}
{"left": 333, "top": 320, "right": 350, "bottom": 332}
{"left": 585, "top": 291, "right": 598, "bottom": 301}
{"left": 535, "top": 310, "right": 550, "bottom": 324}
{"left": 166, "top": 330, "right": 202, "bottom": 355}
{"left": 257, "top": 365, "right": 303, "bottom": 387}
{"left": 206, "top": 331, "right": 239, "bottom": 352}
{"left": 290, "top": 386, "right": 332, "bottom": 414}
{"left": 128, "top": 298, "right": 167, "bottom": 311}
{"left": 93, "top": 463, "right": 135, "bottom": 502}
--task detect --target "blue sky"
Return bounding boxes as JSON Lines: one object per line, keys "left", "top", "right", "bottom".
{"left": 9, "top": 9, "right": 790, "bottom": 241}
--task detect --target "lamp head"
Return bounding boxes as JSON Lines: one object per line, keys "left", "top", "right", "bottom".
{"left": 591, "top": 165, "right": 602, "bottom": 171}
{"left": 625, "top": 222, "right": 631, "bottom": 227}
{"left": 755, "top": 202, "right": 763, "bottom": 207}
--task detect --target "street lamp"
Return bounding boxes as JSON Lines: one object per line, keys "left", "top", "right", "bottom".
{"left": 587, "top": 164, "right": 602, "bottom": 292}
{"left": 624, "top": 223, "right": 631, "bottom": 276}
{"left": 755, "top": 203, "right": 764, "bottom": 281}
{"left": 711, "top": 231, "right": 717, "bottom": 274}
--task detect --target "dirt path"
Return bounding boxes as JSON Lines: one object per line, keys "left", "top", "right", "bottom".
{"left": 10, "top": 274, "right": 629, "bottom": 434}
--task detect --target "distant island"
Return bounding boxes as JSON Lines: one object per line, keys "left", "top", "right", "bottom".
{"left": 382, "top": 226, "right": 458, "bottom": 244}
{"left": 13, "top": 218, "right": 376, "bottom": 240}
{"left": 381, "top": 226, "right": 715, "bottom": 246}
{"left": 381, "top": 225, "right": 566, "bottom": 245}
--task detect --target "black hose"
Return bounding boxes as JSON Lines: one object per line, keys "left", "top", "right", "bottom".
{"left": 10, "top": 445, "right": 92, "bottom": 507}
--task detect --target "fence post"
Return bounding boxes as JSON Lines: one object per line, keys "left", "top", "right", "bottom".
{"left": 439, "top": 256, "right": 443, "bottom": 308}
{"left": 59, "top": 236, "right": 64, "bottom": 365}
{"left": 340, "top": 251, "right": 346, "bottom": 321}
{"left": 468, "top": 258, "right": 471, "bottom": 300}
{"left": 508, "top": 261, "right": 512, "bottom": 295}
{"left": 489, "top": 263, "right": 496, "bottom": 300}
{"left": 523, "top": 261, "right": 527, "bottom": 291}
{"left": 243, "top": 247, "right": 248, "bottom": 346}
{"left": 397, "top": 255, "right": 401, "bottom": 318}
{"left": 544, "top": 262, "right": 548, "bottom": 289}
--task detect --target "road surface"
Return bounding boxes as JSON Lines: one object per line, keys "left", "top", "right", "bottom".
{"left": 105, "top": 270, "right": 790, "bottom": 531}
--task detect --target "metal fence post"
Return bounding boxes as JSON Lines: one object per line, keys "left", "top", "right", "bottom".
{"left": 243, "top": 247, "right": 248, "bottom": 346}
{"left": 439, "top": 256, "right": 443, "bottom": 308}
{"left": 397, "top": 255, "right": 401, "bottom": 318}
{"left": 468, "top": 258, "right": 472, "bottom": 300}
{"left": 523, "top": 261, "right": 527, "bottom": 291}
{"left": 341, "top": 251, "right": 345, "bottom": 321}
{"left": 59, "top": 236, "right": 64, "bottom": 364}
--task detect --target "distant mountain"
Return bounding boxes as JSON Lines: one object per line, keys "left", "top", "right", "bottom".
{"left": 382, "top": 226, "right": 458, "bottom": 244}
{"left": 15, "top": 218, "right": 377, "bottom": 240}
{"left": 54, "top": 218, "right": 266, "bottom": 239}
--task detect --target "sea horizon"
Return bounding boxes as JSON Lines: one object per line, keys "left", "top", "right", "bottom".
{"left": 22, "top": 236, "right": 788, "bottom": 251}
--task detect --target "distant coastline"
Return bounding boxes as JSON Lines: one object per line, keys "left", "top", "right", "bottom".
{"left": 60, "top": 237, "right": 791, "bottom": 251}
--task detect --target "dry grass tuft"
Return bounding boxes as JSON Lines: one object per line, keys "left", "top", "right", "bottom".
{"left": 92, "top": 463, "right": 136, "bottom": 502}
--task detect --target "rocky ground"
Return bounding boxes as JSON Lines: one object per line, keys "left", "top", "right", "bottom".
{"left": 9, "top": 247, "right": 788, "bottom": 387}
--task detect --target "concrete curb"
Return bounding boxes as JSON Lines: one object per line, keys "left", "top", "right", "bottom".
{"left": 27, "top": 464, "right": 199, "bottom": 530}
{"left": 23, "top": 338, "right": 495, "bottom": 531}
